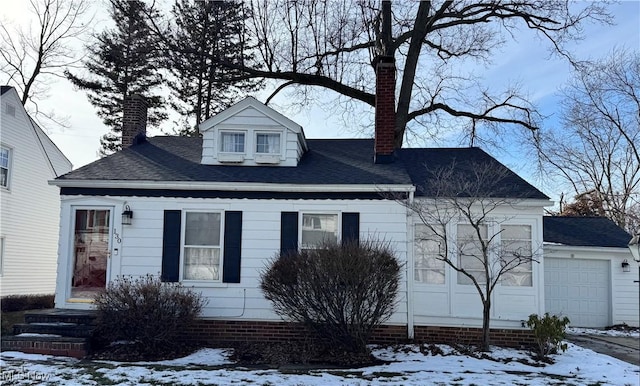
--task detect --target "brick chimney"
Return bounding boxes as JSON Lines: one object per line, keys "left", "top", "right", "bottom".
{"left": 374, "top": 55, "right": 396, "bottom": 164}
{"left": 122, "top": 94, "right": 148, "bottom": 147}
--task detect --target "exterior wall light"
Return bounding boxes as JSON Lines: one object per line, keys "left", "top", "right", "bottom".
{"left": 622, "top": 259, "right": 631, "bottom": 272}
{"left": 122, "top": 204, "right": 133, "bottom": 225}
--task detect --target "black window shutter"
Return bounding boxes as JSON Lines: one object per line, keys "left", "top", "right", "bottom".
{"left": 280, "top": 212, "right": 298, "bottom": 254}
{"left": 161, "top": 210, "right": 181, "bottom": 282}
{"left": 223, "top": 211, "right": 243, "bottom": 283}
{"left": 342, "top": 212, "right": 360, "bottom": 245}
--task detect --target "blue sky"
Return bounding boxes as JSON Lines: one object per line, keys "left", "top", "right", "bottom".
{"left": 1, "top": 1, "right": 638, "bottom": 201}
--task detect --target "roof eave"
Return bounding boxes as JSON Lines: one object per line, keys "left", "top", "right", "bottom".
{"left": 543, "top": 242, "right": 632, "bottom": 253}
{"left": 413, "top": 196, "right": 551, "bottom": 206}
{"left": 49, "top": 179, "right": 416, "bottom": 193}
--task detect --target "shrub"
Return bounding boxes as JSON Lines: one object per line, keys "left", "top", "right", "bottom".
{"left": 94, "top": 275, "right": 206, "bottom": 357}
{"left": 260, "top": 239, "right": 401, "bottom": 354}
{"left": 1, "top": 294, "right": 54, "bottom": 312}
{"left": 526, "top": 313, "right": 570, "bottom": 360}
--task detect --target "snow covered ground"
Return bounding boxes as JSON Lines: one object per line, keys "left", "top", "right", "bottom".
{"left": 1, "top": 342, "right": 638, "bottom": 385}
{"left": 568, "top": 327, "right": 640, "bottom": 338}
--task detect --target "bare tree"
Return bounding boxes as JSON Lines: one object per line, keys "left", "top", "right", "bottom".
{"left": 538, "top": 49, "right": 640, "bottom": 233}
{"left": 400, "top": 162, "right": 540, "bottom": 351}
{"left": 218, "top": 1, "right": 610, "bottom": 147}
{"left": 0, "top": 0, "right": 90, "bottom": 125}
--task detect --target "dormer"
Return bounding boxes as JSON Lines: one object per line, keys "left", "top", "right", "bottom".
{"left": 199, "top": 97, "right": 308, "bottom": 167}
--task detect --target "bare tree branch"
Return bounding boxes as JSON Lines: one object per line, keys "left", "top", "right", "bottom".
{"left": 536, "top": 48, "right": 640, "bottom": 232}
{"left": 219, "top": 0, "right": 610, "bottom": 147}
{"left": 0, "top": 0, "right": 91, "bottom": 127}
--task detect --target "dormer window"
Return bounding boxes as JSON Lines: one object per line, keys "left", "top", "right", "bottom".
{"left": 256, "top": 133, "right": 280, "bottom": 154}
{"left": 220, "top": 131, "right": 245, "bottom": 153}
{"left": 219, "top": 131, "right": 246, "bottom": 162}
{"left": 199, "top": 97, "right": 307, "bottom": 166}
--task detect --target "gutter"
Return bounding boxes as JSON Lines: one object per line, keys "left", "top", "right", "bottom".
{"left": 406, "top": 190, "right": 415, "bottom": 340}
{"left": 49, "top": 179, "right": 416, "bottom": 193}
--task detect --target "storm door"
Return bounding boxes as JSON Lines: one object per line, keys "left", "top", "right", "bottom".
{"left": 70, "top": 208, "right": 112, "bottom": 299}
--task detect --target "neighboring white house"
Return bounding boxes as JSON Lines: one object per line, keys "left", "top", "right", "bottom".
{"left": 544, "top": 216, "right": 639, "bottom": 328}
{"left": 0, "top": 86, "right": 72, "bottom": 297}
{"left": 50, "top": 76, "right": 551, "bottom": 346}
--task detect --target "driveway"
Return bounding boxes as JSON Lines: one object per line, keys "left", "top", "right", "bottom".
{"left": 567, "top": 334, "right": 640, "bottom": 366}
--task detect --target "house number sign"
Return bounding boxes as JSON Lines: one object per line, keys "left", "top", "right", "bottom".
{"left": 113, "top": 229, "right": 122, "bottom": 244}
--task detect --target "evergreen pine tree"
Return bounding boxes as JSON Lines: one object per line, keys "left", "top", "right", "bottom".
{"left": 166, "top": 0, "right": 259, "bottom": 136}
{"left": 66, "top": 0, "right": 166, "bottom": 155}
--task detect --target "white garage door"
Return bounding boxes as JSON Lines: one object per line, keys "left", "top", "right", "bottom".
{"left": 544, "top": 258, "right": 610, "bottom": 328}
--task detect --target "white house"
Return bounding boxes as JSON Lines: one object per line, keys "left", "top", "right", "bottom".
{"left": 543, "top": 216, "right": 639, "bottom": 328}
{"left": 0, "top": 86, "right": 72, "bottom": 297}
{"left": 49, "top": 60, "right": 550, "bottom": 347}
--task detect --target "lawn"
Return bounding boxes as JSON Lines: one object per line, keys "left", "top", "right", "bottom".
{"left": 1, "top": 342, "right": 638, "bottom": 385}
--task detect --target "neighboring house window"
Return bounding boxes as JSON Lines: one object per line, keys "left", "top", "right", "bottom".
{"left": 220, "top": 132, "right": 245, "bottom": 153}
{"left": 415, "top": 224, "right": 445, "bottom": 284}
{"left": 0, "top": 146, "right": 10, "bottom": 188}
{"left": 301, "top": 213, "right": 338, "bottom": 249}
{"left": 256, "top": 133, "right": 280, "bottom": 154}
{"left": 457, "top": 224, "right": 488, "bottom": 285}
{"left": 183, "top": 212, "right": 222, "bottom": 281}
{"left": 500, "top": 225, "right": 533, "bottom": 286}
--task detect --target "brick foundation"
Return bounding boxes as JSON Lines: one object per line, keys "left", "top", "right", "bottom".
{"left": 2, "top": 339, "right": 88, "bottom": 358}
{"left": 414, "top": 326, "right": 535, "bottom": 348}
{"left": 184, "top": 319, "right": 534, "bottom": 349}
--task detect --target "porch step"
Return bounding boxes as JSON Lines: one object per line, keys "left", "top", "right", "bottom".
{"left": 13, "top": 322, "right": 95, "bottom": 338}
{"left": 1, "top": 309, "right": 98, "bottom": 358}
{"left": 24, "top": 308, "right": 97, "bottom": 325}
{"left": 2, "top": 335, "right": 89, "bottom": 359}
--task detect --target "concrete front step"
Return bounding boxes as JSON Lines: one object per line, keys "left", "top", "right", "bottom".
{"left": 13, "top": 322, "right": 96, "bottom": 338}
{"left": 1, "top": 309, "right": 99, "bottom": 358}
{"left": 24, "top": 309, "right": 97, "bottom": 325}
{"left": 2, "top": 335, "right": 89, "bottom": 358}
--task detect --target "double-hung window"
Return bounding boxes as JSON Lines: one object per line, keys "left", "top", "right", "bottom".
{"left": 256, "top": 133, "right": 280, "bottom": 154}
{"left": 1, "top": 146, "right": 10, "bottom": 188}
{"left": 183, "top": 212, "right": 222, "bottom": 281}
{"left": 415, "top": 224, "right": 445, "bottom": 284}
{"left": 301, "top": 213, "right": 338, "bottom": 249}
{"left": 500, "top": 225, "right": 533, "bottom": 286}
{"left": 220, "top": 132, "right": 245, "bottom": 153}
{"left": 457, "top": 224, "right": 488, "bottom": 285}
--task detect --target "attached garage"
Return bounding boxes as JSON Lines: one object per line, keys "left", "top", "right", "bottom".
{"left": 543, "top": 216, "right": 639, "bottom": 328}
{"left": 545, "top": 257, "right": 610, "bottom": 327}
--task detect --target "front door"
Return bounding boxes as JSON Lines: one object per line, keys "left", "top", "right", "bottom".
{"left": 70, "top": 208, "right": 112, "bottom": 299}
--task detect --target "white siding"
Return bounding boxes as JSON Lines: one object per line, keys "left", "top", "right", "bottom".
{"left": 56, "top": 196, "right": 409, "bottom": 324}
{"left": 0, "top": 89, "right": 72, "bottom": 296}
{"left": 544, "top": 245, "right": 639, "bottom": 327}
{"left": 410, "top": 203, "right": 546, "bottom": 329}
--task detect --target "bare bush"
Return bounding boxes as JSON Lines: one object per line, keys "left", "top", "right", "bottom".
{"left": 260, "top": 240, "right": 401, "bottom": 354}
{"left": 94, "top": 274, "right": 206, "bottom": 356}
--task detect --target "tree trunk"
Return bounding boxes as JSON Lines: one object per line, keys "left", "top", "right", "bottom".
{"left": 481, "top": 299, "right": 491, "bottom": 351}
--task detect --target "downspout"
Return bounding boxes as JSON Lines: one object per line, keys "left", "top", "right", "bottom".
{"left": 406, "top": 190, "right": 415, "bottom": 340}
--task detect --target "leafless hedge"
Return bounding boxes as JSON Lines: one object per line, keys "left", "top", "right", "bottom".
{"left": 94, "top": 274, "right": 206, "bottom": 355}
{"left": 260, "top": 240, "right": 401, "bottom": 353}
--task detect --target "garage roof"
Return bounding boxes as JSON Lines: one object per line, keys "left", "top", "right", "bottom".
{"left": 543, "top": 216, "right": 633, "bottom": 248}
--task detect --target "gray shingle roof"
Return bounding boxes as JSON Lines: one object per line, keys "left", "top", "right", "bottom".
{"left": 396, "top": 147, "right": 548, "bottom": 199}
{"left": 0, "top": 86, "right": 11, "bottom": 95}
{"left": 59, "top": 137, "right": 412, "bottom": 185}
{"left": 543, "top": 216, "right": 632, "bottom": 248}
{"left": 58, "top": 136, "right": 548, "bottom": 199}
